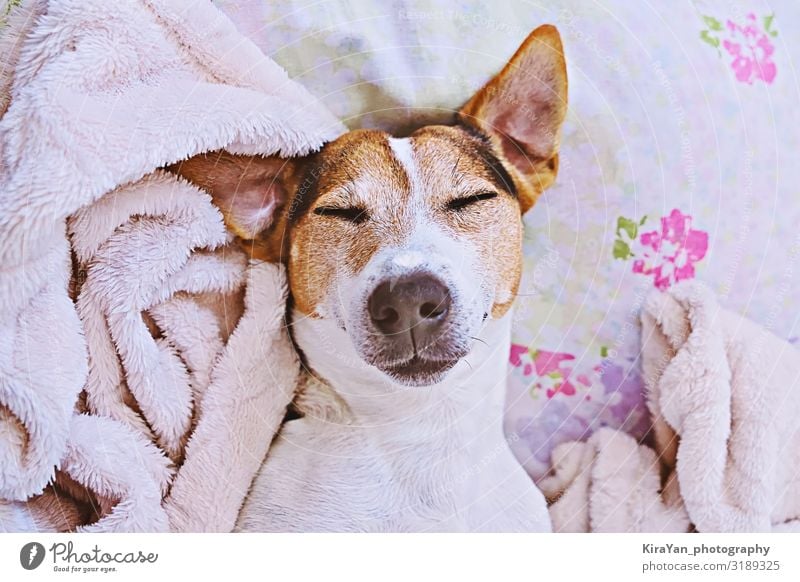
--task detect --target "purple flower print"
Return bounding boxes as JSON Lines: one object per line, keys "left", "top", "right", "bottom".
{"left": 515, "top": 400, "right": 591, "bottom": 464}
{"left": 598, "top": 361, "right": 650, "bottom": 437}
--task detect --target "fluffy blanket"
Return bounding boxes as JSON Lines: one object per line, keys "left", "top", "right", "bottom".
{"left": 2, "top": 0, "right": 798, "bottom": 534}
{"left": 0, "top": 0, "right": 344, "bottom": 532}
{"left": 541, "top": 281, "right": 800, "bottom": 532}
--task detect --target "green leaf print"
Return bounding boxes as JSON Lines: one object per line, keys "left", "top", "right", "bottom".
{"left": 616, "top": 216, "right": 638, "bottom": 240}
{"left": 702, "top": 15, "right": 723, "bottom": 31}
{"left": 764, "top": 14, "right": 778, "bottom": 37}
{"left": 613, "top": 239, "right": 633, "bottom": 260}
{"left": 700, "top": 30, "right": 720, "bottom": 49}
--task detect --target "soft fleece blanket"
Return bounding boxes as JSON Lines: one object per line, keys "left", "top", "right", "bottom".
{"left": 3, "top": 0, "right": 798, "bottom": 534}
{"left": 0, "top": 0, "right": 344, "bottom": 532}
{"left": 540, "top": 281, "right": 800, "bottom": 532}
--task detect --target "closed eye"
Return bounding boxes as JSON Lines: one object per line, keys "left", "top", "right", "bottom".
{"left": 313, "top": 206, "right": 368, "bottom": 224}
{"left": 446, "top": 191, "right": 498, "bottom": 211}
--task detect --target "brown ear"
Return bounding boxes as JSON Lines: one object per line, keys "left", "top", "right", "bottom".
{"left": 458, "top": 24, "right": 567, "bottom": 213}
{"left": 168, "top": 151, "right": 294, "bottom": 262}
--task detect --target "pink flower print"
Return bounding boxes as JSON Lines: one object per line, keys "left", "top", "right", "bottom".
{"left": 510, "top": 345, "right": 586, "bottom": 398}
{"left": 509, "top": 343, "right": 537, "bottom": 377}
{"left": 632, "top": 209, "right": 708, "bottom": 290}
{"left": 532, "top": 350, "right": 574, "bottom": 376}
{"left": 723, "top": 14, "right": 777, "bottom": 84}
{"left": 531, "top": 350, "right": 577, "bottom": 398}
{"left": 701, "top": 13, "right": 778, "bottom": 85}
{"left": 509, "top": 343, "right": 528, "bottom": 368}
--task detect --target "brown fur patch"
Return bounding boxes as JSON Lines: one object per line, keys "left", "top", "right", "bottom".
{"left": 167, "top": 152, "right": 295, "bottom": 263}
{"left": 409, "top": 126, "right": 523, "bottom": 318}
{"left": 458, "top": 24, "right": 568, "bottom": 213}
{"left": 288, "top": 130, "right": 413, "bottom": 316}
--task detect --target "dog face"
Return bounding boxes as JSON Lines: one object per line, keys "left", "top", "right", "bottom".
{"left": 172, "top": 25, "right": 567, "bottom": 386}
{"left": 286, "top": 126, "right": 525, "bottom": 385}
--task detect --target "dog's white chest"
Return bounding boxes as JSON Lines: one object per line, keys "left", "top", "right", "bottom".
{"left": 235, "top": 314, "right": 551, "bottom": 532}
{"left": 235, "top": 378, "right": 550, "bottom": 532}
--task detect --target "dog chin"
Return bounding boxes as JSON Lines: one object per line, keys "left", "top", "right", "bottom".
{"left": 374, "top": 355, "right": 461, "bottom": 387}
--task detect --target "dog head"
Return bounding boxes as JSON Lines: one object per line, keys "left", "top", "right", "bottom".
{"left": 172, "top": 25, "right": 567, "bottom": 387}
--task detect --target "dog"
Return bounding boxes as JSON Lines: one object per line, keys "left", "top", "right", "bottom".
{"left": 172, "top": 24, "right": 567, "bottom": 532}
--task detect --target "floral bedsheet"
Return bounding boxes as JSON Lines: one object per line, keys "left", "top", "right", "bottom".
{"left": 219, "top": 0, "right": 800, "bottom": 480}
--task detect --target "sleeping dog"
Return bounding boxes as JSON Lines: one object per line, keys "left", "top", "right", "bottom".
{"left": 173, "top": 25, "right": 567, "bottom": 531}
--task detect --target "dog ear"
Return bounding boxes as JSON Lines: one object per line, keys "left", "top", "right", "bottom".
{"left": 458, "top": 25, "right": 567, "bottom": 213}
{"left": 168, "top": 152, "right": 295, "bottom": 261}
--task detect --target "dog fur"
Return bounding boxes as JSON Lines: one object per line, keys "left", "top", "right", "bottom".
{"left": 172, "top": 24, "right": 567, "bottom": 532}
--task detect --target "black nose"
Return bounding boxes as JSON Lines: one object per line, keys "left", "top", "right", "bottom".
{"left": 368, "top": 274, "right": 452, "bottom": 339}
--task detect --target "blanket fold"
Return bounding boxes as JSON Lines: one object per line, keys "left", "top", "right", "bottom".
{"left": 0, "top": 0, "right": 345, "bottom": 532}
{"left": 540, "top": 428, "right": 690, "bottom": 533}
{"left": 545, "top": 281, "right": 800, "bottom": 533}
